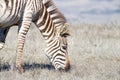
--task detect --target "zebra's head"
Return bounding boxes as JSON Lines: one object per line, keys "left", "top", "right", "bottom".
{"left": 46, "top": 23, "right": 70, "bottom": 71}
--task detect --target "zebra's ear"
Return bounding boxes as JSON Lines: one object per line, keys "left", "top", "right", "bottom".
{"left": 60, "top": 23, "right": 70, "bottom": 37}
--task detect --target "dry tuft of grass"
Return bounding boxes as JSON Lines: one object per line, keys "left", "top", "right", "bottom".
{"left": 0, "top": 22, "right": 120, "bottom": 80}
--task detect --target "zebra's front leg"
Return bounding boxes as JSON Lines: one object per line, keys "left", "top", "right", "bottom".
{"left": 0, "top": 27, "right": 10, "bottom": 50}
{"left": 16, "top": 22, "right": 32, "bottom": 73}
{"left": 15, "top": 5, "right": 33, "bottom": 74}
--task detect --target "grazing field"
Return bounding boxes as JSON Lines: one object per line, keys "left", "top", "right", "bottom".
{"left": 0, "top": 22, "right": 120, "bottom": 80}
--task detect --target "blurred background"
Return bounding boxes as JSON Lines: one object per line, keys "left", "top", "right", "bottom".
{"left": 1, "top": 1, "right": 120, "bottom": 80}
{"left": 54, "top": 0, "right": 120, "bottom": 24}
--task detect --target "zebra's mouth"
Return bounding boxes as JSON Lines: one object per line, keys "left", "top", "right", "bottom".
{"left": 57, "top": 65, "right": 70, "bottom": 72}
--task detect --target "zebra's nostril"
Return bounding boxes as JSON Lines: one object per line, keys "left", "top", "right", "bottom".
{"left": 64, "top": 59, "right": 70, "bottom": 71}
{"left": 66, "top": 65, "right": 70, "bottom": 71}
{"left": 64, "top": 63, "right": 70, "bottom": 71}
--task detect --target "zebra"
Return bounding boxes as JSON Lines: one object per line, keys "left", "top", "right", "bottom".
{"left": 0, "top": 0, "right": 70, "bottom": 73}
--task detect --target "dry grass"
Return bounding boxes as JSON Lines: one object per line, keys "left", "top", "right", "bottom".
{"left": 0, "top": 22, "right": 120, "bottom": 80}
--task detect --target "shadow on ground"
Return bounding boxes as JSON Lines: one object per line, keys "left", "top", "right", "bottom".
{"left": 23, "top": 63, "right": 55, "bottom": 71}
{"left": 0, "top": 63, "right": 55, "bottom": 72}
{"left": 0, "top": 64, "right": 10, "bottom": 71}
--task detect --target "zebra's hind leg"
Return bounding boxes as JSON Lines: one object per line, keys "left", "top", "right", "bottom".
{"left": 0, "top": 27, "right": 10, "bottom": 50}
{"left": 0, "top": 42, "right": 4, "bottom": 49}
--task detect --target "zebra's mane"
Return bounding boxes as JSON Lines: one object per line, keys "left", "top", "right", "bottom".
{"left": 43, "top": 0, "right": 67, "bottom": 24}
{"left": 42, "top": 0, "right": 70, "bottom": 37}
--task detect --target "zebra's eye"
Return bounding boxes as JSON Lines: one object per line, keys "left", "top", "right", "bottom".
{"left": 62, "top": 45, "right": 67, "bottom": 50}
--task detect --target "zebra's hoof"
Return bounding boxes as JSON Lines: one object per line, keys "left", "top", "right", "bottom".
{"left": 16, "top": 65, "right": 24, "bottom": 74}
{"left": 0, "top": 42, "right": 4, "bottom": 50}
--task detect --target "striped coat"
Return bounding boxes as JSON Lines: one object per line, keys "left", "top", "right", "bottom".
{"left": 0, "top": 0, "right": 70, "bottom": 73}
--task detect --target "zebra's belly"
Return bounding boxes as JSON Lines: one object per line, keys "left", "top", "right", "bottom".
{"left": 0, "top": 15, "right": 20, "bottom": 28}
{"left": 0, "top": 20, "right": 19, "bottom": 28}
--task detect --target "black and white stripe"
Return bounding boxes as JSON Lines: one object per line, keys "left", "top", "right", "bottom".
{"left": 0, "top": 0, "right": 70, "bottom": 73}
{"left": 42, "top": 0, "right": 70, "bottom": 70}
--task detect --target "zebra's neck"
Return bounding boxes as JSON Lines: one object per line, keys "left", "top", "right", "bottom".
{"left": 41, "top": 0, "right": 69, "bottom": 44}
{"left": 36, "top": 2, "right": 56, "bottom": 44}
{"left": 37, "top": 0, "right": 71, "bottom": 70}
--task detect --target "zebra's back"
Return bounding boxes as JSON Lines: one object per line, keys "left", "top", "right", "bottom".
{"left": 0, "top": 0, "right": 41, "bottom": 28}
